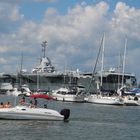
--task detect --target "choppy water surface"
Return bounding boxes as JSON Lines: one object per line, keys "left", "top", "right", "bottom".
{"left": 0, "top": 95, "right": 140, "bottom": 140}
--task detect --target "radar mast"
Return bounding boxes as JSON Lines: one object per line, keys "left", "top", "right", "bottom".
{"left": 41, "top": 41, "right": 47, "bottom": 58}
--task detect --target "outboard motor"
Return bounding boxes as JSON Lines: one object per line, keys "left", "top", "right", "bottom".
{"left": 60, "top": 109, "right": 70, "bottom": 121}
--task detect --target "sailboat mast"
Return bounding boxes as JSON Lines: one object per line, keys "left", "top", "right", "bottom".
{"left": 86, "top": 34, "right": 104, "bottom": 93}
{"left": 117, "top": 53, "right": 122, "bottom": 90}
{"left": 19, "top": 52, "right": 23, "bottom": 87}
{"left": 100, "top": 32, "right": 105, "bottom": 87}
{"left": 20, "top": 53, "right": 23, "bottom": 73}
{"left": 121, "top": 37, "right": 127, "bottom": 87}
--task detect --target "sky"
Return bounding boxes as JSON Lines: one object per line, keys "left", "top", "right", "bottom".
{"left": 0, "top": 0, "right": 140, "bottom": 81}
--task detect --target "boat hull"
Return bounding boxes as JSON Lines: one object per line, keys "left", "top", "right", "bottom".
{"left": 87, "top": 95, "right": 124, "bottom": 105}
{"left": 53, "top": 94, "right": 85, "bottom": 102}
{"left": 0, "top": 106, "right": 64, "bottom": 121}
{"left": 124, "top": 100, "right": 140, "bottom": 106}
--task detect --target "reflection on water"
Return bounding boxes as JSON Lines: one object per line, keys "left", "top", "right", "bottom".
{"left": 0, "top": 95, "right": 140, "bottom": 140}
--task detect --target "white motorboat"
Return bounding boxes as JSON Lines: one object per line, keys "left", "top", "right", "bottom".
{"left": 0, "top": 82, "right": 13, "bottom": 94}
{"left": 87, "top": 94, "right": 124, "bottom": 105}
{"left": 0, "top": 105, "right": 70, "bottom": 121}
{"left": 123, "top": 96, "right": 140, "bottom": 106}
{"left": 51, "top": 85, "right": 85, "bottom": 102}
{"left": 6, "top": 84, "right": 31, "bottom": 96}
{"left": 0, "top": 82, "right": 13, "bottom": 90}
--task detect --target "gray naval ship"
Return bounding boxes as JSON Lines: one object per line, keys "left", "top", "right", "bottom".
{"left": 0, "top": 41, "right": 80, "bottom": 93}
{"left": 0, "top": 41, "right": 137, "bottom": 94}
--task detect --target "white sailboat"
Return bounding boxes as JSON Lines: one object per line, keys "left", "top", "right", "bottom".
{"left": 87, "top": 94, "right": 123, "bottom": 105}
{"left": 117, "top": 38, "right": 140, "bottom": 106}
{"left": 87, "top": 33, "right": 124, "bottom": 105}
{"left": 87, "top": 80, "right": 124, "bottom": 105}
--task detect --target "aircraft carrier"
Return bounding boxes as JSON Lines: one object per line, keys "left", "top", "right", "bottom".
{"left": 0, "top": 41, "right": 137, "bottom": 93}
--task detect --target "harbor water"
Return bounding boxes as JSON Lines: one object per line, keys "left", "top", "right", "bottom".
{"left": 0, "top": 95, "right": 140, "bottom": 140}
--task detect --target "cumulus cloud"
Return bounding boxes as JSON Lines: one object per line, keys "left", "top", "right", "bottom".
{"left": 9, "top": 6, "right": 24, "bottom": 21}
{"left": 0, "top": 2, "right": 24, "bottom": 34}
{"left": 111, "top": 2, "right": 140, "bottom": 40}
{"left": 106, "top": 2, "right": 140, "bottom": 71}
{"left": 0, "top": 3, "right": 23, "bottom": 22}
{"left": 0, "top": 1, "right": 140, "bottom": 78}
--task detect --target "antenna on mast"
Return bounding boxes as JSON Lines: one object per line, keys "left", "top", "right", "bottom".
{"left": 41, "top": 41, "right": 47, "bottom": 58}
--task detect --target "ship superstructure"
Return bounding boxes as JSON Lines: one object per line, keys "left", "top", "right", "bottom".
{"left": 32, "top": 41, "right": 56, "bottom": 74}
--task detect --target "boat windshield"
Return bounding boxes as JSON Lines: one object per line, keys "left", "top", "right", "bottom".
{"left": 17, "top": 103, "right": 30, "bottom": 108}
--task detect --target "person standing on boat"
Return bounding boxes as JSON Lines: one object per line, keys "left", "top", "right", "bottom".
{"left": 44, "top": 104, "right": 47, "bottom": 108}
{"left": 19, "top": 97, "right": 25, "bottom": 105}
{"left": 29, "top": 100, "right": 34, "bottom": 108}
{"left": 0, "top": 102, "right": 4, "bottom": 108}
{"left": 34, "top": 98, "right": 38, "bottom": 108}
{"left": 4, "top": 102, "right": 12, "bottom": 108}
